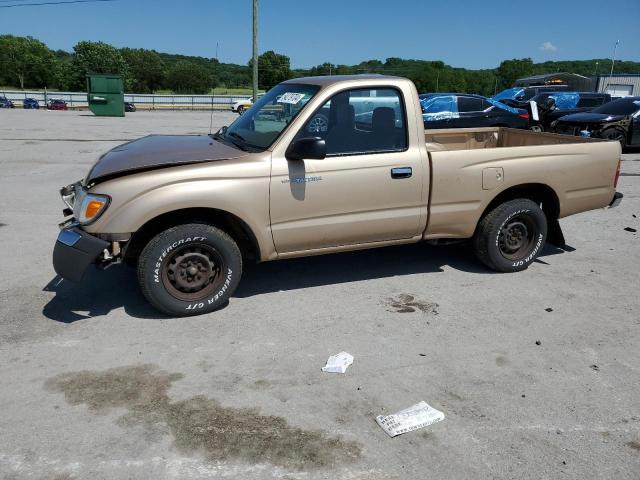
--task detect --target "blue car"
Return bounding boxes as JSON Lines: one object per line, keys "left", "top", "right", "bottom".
{"left": 419, "top": 93, "right": 529, "bottom": 129}
{"left": 23, "top": 98, "right": 40, "bottom": 109}
{"left": 0, "top": 96, "right": 14, "bottom": 108}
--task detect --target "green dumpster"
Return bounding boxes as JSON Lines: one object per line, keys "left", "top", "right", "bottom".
{"left": 87, "top": 74, "right": 124, "bottom": 117}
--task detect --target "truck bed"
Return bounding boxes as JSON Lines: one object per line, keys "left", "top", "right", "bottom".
{"left": 423, "top": 127, "right": 620, "bottom": 240}
{"left": 425, "top": 127, "right": 602, "bottom": 152}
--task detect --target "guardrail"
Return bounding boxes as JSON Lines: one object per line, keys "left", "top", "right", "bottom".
{"left": 0, "top": 90, "right": 251, "bottom": 110}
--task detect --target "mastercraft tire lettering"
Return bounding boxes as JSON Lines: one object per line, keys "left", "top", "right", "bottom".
{"left": 138, "top": 224, "right": 242, "bottom": 316}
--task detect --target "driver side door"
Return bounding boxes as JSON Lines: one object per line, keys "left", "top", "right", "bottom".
{"left": 269, "top": 87, "right": 426, "bottom": 254}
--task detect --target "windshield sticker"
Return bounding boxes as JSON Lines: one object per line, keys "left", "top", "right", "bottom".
{"left": 277, "top": 92, "right": 306, "bottom": 104}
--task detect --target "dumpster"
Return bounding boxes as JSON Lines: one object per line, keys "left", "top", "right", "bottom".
{"left": 87, "top": 74, "right": 124, "bottom": 117}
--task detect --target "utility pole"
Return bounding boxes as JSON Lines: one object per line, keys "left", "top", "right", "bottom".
{"left": 609, "top": 40, "right": 619, "bottom": 78}
{"left": 604, "top": 40, "right": 620, "bottom": 93}
{"left": 252, "top": 0, "right": 258, "bottom": 103}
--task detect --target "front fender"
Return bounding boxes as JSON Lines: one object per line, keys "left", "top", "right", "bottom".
{"left": 83, "top": 158, "right": 275, "bottom": 260}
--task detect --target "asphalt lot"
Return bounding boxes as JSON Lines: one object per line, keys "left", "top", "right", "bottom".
{"left": 1, "top": 109, "right": 639, "bottom": 480}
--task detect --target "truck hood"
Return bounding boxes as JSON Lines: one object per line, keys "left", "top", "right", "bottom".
{"left": 86, "top": 134, "right": 248, "bottom": 184}
{"left": 556, "top": 112, "right": 626, "bottom": 124}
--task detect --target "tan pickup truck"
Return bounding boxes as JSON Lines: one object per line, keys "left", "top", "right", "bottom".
{"left": 53, "top": 75, "right": 623, "bottom": 316}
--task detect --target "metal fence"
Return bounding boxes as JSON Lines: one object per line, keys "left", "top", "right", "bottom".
{"left": 0, "top": 90, "right": 251, "bottom": 110}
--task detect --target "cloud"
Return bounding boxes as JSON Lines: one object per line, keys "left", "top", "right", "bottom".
{"left": 540, "top": 41, "right": 558, "bottom": 52}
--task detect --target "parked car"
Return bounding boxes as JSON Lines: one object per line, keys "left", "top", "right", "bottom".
{"left": 125, "top": 102, "right": 136, "bottom": 112}
{"left": 231, "top": 98, "right": 252, "bottom": 114}
{"left": 420, "top": 93, "right": 529, "bottom": 129}
{"left": 526, "top": 92, "right": 611, "bottom": 131}
{"left": 53, "top": 75, "right": 622, "bottom": 317}
{"left": 493, "top": 85, "right": 569, "bottom": 107}
{"left": 0, "top": 96, "right": 15, "bottom": 108}
{"left": 47, "top": 99, "right": 68, "bottom": 110}
{"left": 23, "top": 98, "right": 40, "bottom": 109}
{"left": 551, "top": 96, "right": 640, "bottom": 148}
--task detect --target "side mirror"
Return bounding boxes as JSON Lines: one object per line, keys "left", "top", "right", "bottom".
{"left": 286, "top": 137, "right": 326, "bottom": 161}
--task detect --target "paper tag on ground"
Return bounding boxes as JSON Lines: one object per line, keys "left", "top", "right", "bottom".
{"left": 277, "top": 92, "right": 305, "bottom": 104}
{"left": 376, "top": 401, "right": 444, "bottom": 437}
{"left": 321, "top": 352, "right": 354, "bottom": 373}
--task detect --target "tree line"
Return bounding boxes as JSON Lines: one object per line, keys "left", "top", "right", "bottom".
{"left": 2, "top": 34, "right": 639, "bottom": 96}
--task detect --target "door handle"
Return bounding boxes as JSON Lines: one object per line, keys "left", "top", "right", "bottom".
{"left": 391, "top": 167, "right": 412, "bottom": 179}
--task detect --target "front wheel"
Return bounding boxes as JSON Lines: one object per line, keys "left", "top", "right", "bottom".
{"left": 473, "top": 199, "right": 547, "bottom": 272}
{"left": 137, "top": 223, "right": 242, "bottom": 316}
{"left": 237, "top": 105, "right": 245, "bottom": 115}
{"left": 600, "top": 127, "right": 626, "bottom": 149}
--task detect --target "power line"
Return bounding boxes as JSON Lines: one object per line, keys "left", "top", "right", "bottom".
{"left": 0, "top": 0, "right": 116, "bottom": 7}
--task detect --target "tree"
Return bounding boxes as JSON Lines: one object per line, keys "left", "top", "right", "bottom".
{"left": 166, "top": 61, "right": 212, "bottom": 93}
{"left": 121, "top": 48, "right": 165, "bottom": 93}
{"left": 71, "top": 41, "right": 130, "bottom": 90}
{"left": 251, "top": 51, "right": 291, "bottom": 89}
{"left": 496, "top": 58, "right": 534, "bottom": 89}
{"left": 0, "top": 35, "right": 55, "bottom": 89}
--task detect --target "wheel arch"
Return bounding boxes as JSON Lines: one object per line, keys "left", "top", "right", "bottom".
{"left": 124, "top": 207, "right": 261, "bottom": 264}
{"left": 481, "top": 183, "right": 560, "bottom": 225}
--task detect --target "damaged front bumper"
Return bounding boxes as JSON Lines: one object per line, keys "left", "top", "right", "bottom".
{"left": 54, "top": 181, "right": 114, "bottom": 282}
{"left": 53, "top": 227, "right": 110, "bottom": 282}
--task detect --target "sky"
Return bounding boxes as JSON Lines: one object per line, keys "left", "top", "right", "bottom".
{"left": 1, "top": 0, "right": 639, "bottom": 70}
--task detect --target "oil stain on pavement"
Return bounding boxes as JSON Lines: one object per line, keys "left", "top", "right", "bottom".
{"left": 45, "top": 364, "right": 361, "bottom": 470}
{"left": 384, "top": 294, "right": 439, "bottom": 314}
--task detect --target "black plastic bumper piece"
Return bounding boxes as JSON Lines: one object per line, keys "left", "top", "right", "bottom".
{"left": 53, "top": 228, "right": 109, "bottom": 282}
{"left": 609, "top": 192, "right": 623, "bottom": 208}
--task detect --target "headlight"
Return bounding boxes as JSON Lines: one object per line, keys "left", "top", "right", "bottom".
{"left": 77, "top": 193, "right": 110, "bottom": 224}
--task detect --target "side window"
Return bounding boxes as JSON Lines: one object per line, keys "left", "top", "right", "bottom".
{"left": 296, "top": 87, "right": 407, "bottom": 156}
{"left": 457, "top": 96, "right": 484, "bottom": 112}
{"left": 577, "top": 97, "right": 602, "bottom": 108}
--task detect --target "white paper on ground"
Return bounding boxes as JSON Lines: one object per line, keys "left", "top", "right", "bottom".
{"left": 321, "top": 352, "right": 354, "bottom": 373}
{"left": 376, "top": 401, "right": 445, "bottom": 437}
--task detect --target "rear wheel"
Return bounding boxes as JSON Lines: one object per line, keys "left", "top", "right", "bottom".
{"left": 137, "top": 223, "right": 242, "bottom": 316}
{"left": 473, "top": 199, "right": 547, "bottom": 272}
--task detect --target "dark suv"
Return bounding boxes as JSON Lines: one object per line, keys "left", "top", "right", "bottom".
{"left": 528, "top": 92, "right": 611, "bottom": 131}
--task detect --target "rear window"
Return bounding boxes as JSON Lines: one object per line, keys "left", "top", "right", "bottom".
{"left": 592, "top": 98, "right": 640, "bottom": 115}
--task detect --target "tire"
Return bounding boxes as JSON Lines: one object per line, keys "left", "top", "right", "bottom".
{"left": 137, "top": 223, "right": 242, "bottom": 316}
{"left": 600, "top": 127, "right": 627, "bottom": 149}
{"left": 237, "top": 105, "right": 245, "bottom": 115}
{"left": 473, "top": 199, "right": 547, "bottom": 273}
{"left": 307, "top": 113, "right": 329, "bottom": 133}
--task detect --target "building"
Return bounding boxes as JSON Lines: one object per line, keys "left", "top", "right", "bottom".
{"left": 595, "top": 74, "right": 640, "bottom": 97}
{"left": 514, "top": 73, "right": 594, "bottom": 92}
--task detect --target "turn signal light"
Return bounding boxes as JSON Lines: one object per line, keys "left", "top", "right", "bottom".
{"left": 77, "top": 193, "right": 110, "bottom": 224}
{"left": 85, "top": 200, "right": 105, "bottom": 219}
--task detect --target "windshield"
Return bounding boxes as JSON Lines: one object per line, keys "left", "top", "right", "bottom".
{"left": 493, "top": 87, "right": 525, "bottom": 102}
{"left": 221, "top": 83, "right": 320, "bottom": 151}
{"left": 592, "top": 98, "right": 640, "bottom": 116}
